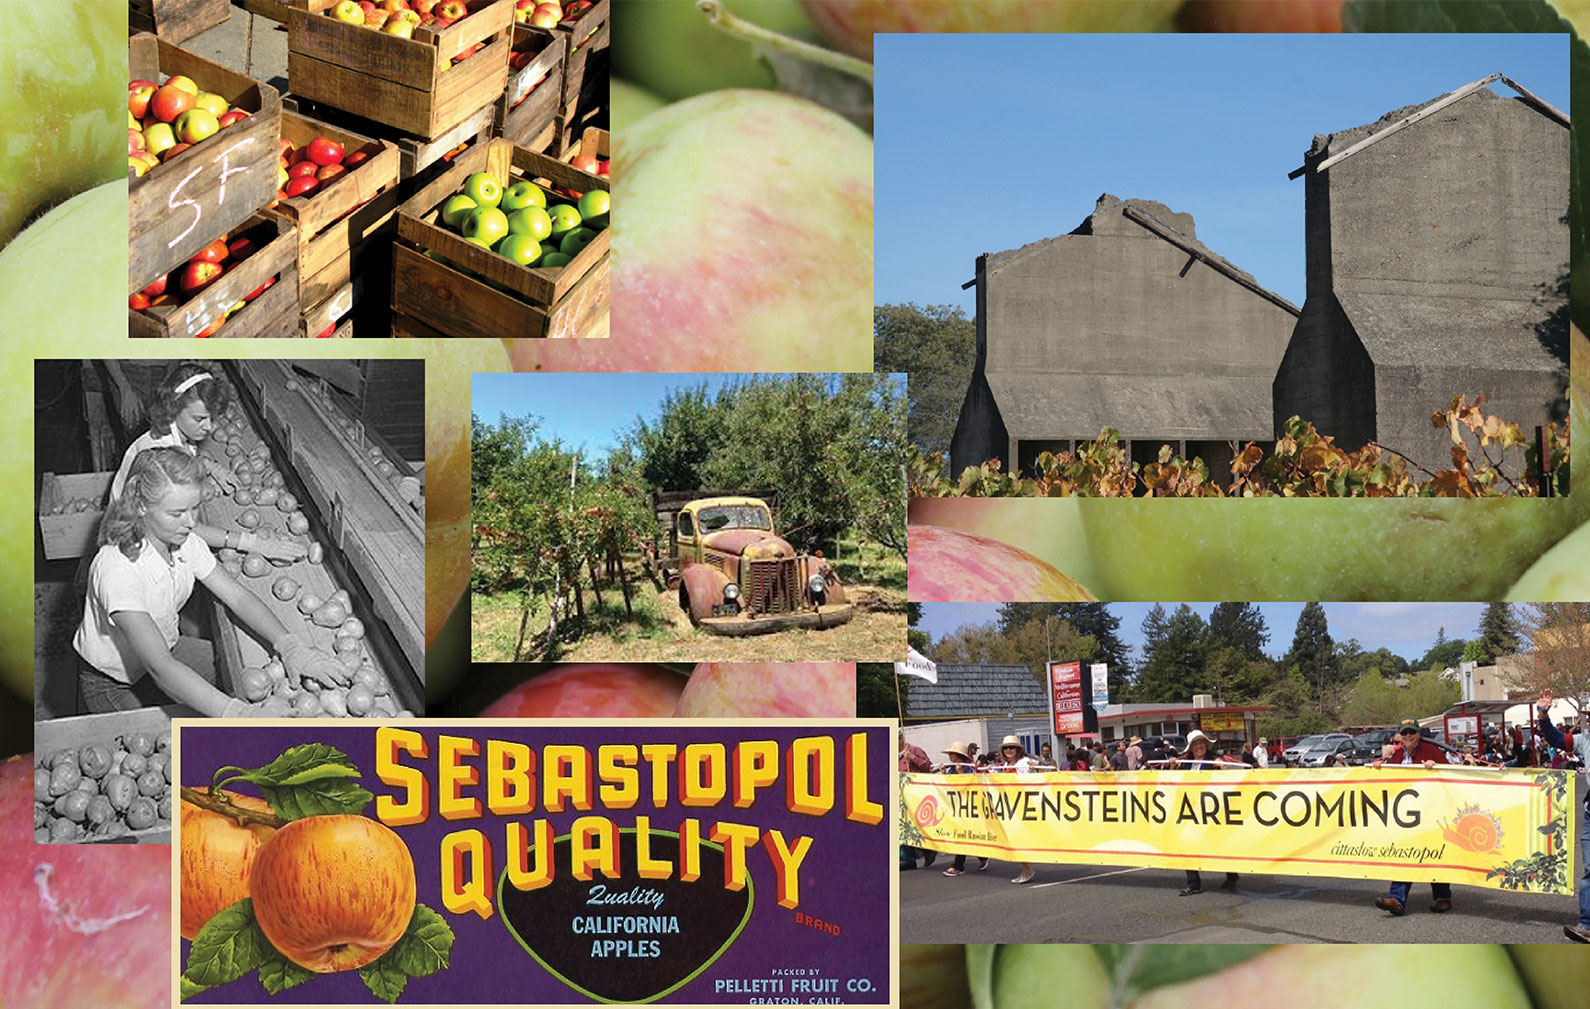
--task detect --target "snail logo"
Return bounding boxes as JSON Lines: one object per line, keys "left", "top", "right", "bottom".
{"left": 1439, "top": 805, "right": 1504, "bottom": 853}
{"left": 913, "top": 795, "right": 945, "bottom": 829}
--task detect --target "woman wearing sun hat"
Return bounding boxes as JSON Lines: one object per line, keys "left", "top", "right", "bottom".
{"left": 1169, "top": 730, "right": 1240, "bottom": 896}
{"left": 937, "top": 742, "right": 991, "bottom": 877}
{"left": 994, "top": 735, "right": 1038, "bottom": 884}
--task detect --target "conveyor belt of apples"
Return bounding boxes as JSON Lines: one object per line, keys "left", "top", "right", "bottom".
{"left": 201, "top": 362, "right": 423, "bottom": 714}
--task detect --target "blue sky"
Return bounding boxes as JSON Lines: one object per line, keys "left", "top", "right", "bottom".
{"left": 875, "top": 32, "right": 1568, "bottom": 314}
{"left": 472, "top": 373, "right": 906, "bottom": 460}
{"left": 918, "top": 602, "right": 1493, "bottom": 666}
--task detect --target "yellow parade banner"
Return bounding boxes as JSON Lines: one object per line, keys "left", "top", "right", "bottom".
{"left": 899, "top": 766, "right": 1576, "bottom": 895}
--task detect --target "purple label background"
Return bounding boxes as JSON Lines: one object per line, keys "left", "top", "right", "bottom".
{"left": 179, "top": 724, "right": 891, "bottom": 1005}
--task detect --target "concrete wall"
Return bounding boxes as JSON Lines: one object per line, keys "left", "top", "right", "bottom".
{"left": 1273, "top": 294, "right": 1377, "bottom": 447}
{"left": 1327, "top": 92, "right": 1568, "bottom": 298}
{"left": 981, "top": 231, "right": 1292, "bottom": 394}
{"left": 948, "top": 368, "right": 1010, "bottom": 476}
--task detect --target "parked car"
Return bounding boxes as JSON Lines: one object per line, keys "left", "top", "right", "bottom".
{"left": 1284, "top": 733, "right": 1352, "bottom": 764}
{"left": 1300, "top": 737, "right": 1357, "bottom": 767}
{"left": 1267, "top": 737, "right": 1299, "bottom": 763}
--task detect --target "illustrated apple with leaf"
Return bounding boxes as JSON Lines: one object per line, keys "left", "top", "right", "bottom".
{"left": 179, "top": 744, "right": 453, "bottom": 1003}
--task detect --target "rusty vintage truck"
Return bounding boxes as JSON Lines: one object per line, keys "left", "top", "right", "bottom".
{"left": 651, "top": 491, "right": 853, "bottom": 635}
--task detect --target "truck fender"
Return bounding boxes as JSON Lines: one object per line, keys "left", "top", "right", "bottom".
{"left": 679, "top": 564, "right": 731, "bottom": 623}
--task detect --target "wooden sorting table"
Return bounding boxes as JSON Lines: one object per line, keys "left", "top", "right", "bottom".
{"left": 203, "top": 361, "right": 423, "bottom": 711}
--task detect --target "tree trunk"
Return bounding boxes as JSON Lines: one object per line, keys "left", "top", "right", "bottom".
{"left": 588, "top": 557, "right": 604, "bottom": 609}
{"left": 617, "top": 551, "right": 633, "bottom": 617}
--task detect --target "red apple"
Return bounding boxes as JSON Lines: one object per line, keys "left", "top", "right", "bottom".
{"left": 129, "top": 292, "right": 150, "bottom": 310}
{"left": 278, "top": 137, "right": 296, "bottom": 161}
{"left": 243, "top": 277, "right": 276, "bottom": 302}
{"left": 284, "top": 175, "right": 319, "bottom": 198}
{"left": 249, "top": 815, "right": 416, "bottom": 973}
{"left": 128, "top": 80, "right": 156, "bottom": 119}
{"left": 676, "top": 663, "right": 857, "bottom": 717}
{"left": 343, "top": 149, "right": 370, "bottom": 168}
{"left": 315, "top": 322, "right": 336, "bottom": 338}
{"left": 195, "top": 314, "right": 225, "bottom": 338}
{"left": 437, "top": 0, "right": 467, "bottom": 18}
{"left": 479, "top": 665, "right": 687, "bottom": 717}
{"left": 0, "top": 755, "right": 172, "bottom": 1008}
{"left": 163, "top": 74, "right": 198, "bottom": 95}
{"left": 227, "top": 237, "right": 257, "bottom": 261}
{"left": 528, "top": 2, "right": 559, "bottom": 28}
{"left": 179, "top": 790, "right": 277, "bottom": 940}
{"left": 907, "top": 522, "right": 1092, "bottom": 601}
{"left": 161, "top": 142, "right": 192, "bottom": 161}
{"left": 217, "top": 109, "right": 249, "bottom": 128}
{"left": 1178, "top": 0, "right": 1345, "bottom": 31}
{"left": 288, "top": 160, "right": 320, "bottom": 179}
{"left": 305, "top": 136, "right": 344, "bottom": 166}
{"left": 128, "top": 128, "right": 145, "bottom": 155}
{"left": 191, "top": 238, "right": 229, "bottom": 264}
{"left": 413, "top": 0, "right": 439, "bottom": 12}
{"left": 316, "top": 163, "right": 347, "bottom": 184}
{"left": 148, "top": 83, "right": 195, "bottom": 124}
{"left": 569, "top": 152, "right": 599, "bottom": 175}
{"left": 179, "top": 260, "right": 223, "bottom": 296}
{"left": 140, "top": 274, "right": 167, "bottom": 297}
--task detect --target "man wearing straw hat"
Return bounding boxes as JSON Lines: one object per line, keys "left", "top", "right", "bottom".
{"left": 1169, "top": 730, "right": 1240, "bottom": 896}
{"left": 936, "top": 742, "right": 991, "bottom": 877}
{"left": 1125, "top": 735, "right": 1144, "bottom": 770}
{"left": 995, "top": 735, "right": 1038, "bottom": 884}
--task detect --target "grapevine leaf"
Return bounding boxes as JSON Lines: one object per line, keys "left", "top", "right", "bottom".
{"left": 183, "top": 898, "right": 271, "bottom": 989}
{"left": 258, "top": 953, "right": 316, "bottom": 996}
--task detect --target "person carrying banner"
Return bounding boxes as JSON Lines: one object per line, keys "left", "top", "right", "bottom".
{"left": 1125, "top": 735, "right": 1144, "bottom": 770}
{"left": 1535, "top": 690, "right": 1590, "bottom": 942}
{"left": 1372, "top": 717, "right": 1465, "bottom": 915}
{"left": 937, "top": 743, "right": 991, "bottom": 877}
{"left": 996, "top": 735, "right": 1038, "bottom": 884}
{"left": 899, "top": 731, "right": 936, "bottom": 870}
{"left": 1169, "top": 730, "right": 1240, "bottom": 896}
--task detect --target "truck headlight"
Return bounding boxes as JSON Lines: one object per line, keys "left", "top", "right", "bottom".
{"left": 807, "top": 574, "right": 826, "bottom": 597}
{"left": 723, "top": 583, "right": 740, "bottom": 602}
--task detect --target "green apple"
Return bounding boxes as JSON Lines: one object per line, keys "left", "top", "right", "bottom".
{"left": 612, "top": 0, "right": 816, "bottom": 101}
{"left": 497, "top": 233, "right": 541, "bottom": 266}
{"left": 575, "top": 189, "right": 609, "bottom": 229}
{"left": 500, "top": 180, "right": 546, "bottom": 212}
{"left": 956, "top": 945, "right": 1534, "bottom": 1009}
{"left": 0, "top": 0, "right": 123, "bottom": 248}
{"left": 506, "top": 206, "right": 552, "bottom": 241}
{"left": 546, "top": 203, "right": 582, "bottom": 239}
{"left": 539, "top": 252, "right": 571, "bottom": 268}
{"left": 612, "top": 77, "right": 666, "bottom": 133}
{"left": 142, "top": 121, "right": 177, "bottom": 158}
{"left": 462, "top": 206, "right": 509, "bottom": 246}
{"left": 461, "top": 171, "right": 502, "bottom": 209}
{"left": 439, "top": 193, "right": 478, "bottom": 229}
{"left": 901, "top": 945, "right": 974, "bottom": 1009}
{"left": 1507, "top": 945, "right": 1590, "bottom": 1009}
{"left": 559, "top": 227, "right": 596, "bottom": 257}
{"left": 499, "top": 235, "right": 543, "bottom": 266}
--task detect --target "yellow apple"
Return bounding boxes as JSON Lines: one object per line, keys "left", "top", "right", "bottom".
{"left": 180, "top": 790, "right": 277, "bottom": 940}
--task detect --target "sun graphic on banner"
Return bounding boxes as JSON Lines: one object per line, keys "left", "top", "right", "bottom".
{"left": 1440, "top": 805, "right": 1504, "bottom": 853}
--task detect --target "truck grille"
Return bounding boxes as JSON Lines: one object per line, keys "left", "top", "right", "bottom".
{"left": 746, "top": 559, "right": 799, "bottom": 614}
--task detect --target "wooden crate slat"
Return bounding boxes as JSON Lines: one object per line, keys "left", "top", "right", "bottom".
{"left": 391, "top": 241, "right": 606, "bottom": 339}
{"left": 129, "top": 33, "right": 283, "bottom": 295}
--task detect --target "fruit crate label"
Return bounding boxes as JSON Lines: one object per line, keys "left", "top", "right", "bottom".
{"left": 173, "top": 719, "right": 895, "bottom": 1006}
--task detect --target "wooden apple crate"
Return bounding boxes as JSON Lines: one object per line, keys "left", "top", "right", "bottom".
{"left": 37, "top": 471, "right": 113, "bottom": 560}
{"left": 392, "top": 138, "right": 608, "bottom": 337}
{"left": 282, "top": 93, "right": 497, "bottom": 181}
{"left": 493, "top": 25, "right": 565, "bottom": 149}
{"left": 129, "top": 216, "right": 299, "bottom": 339}
{"left": 262, "top": 111, "right": 402, "bottom": 334}
{"left": 129, "top": 33, "right": 283, "bottom": 296}
{"left": 520, "top": 0, "right": 608, "bottom": 111}
{"left": 35, "top": 706, "right": 187, "bottom": 845}
{"left": 128, "top": 0, "right": 232, "bottom": 44}
{"left": 286, "top": 0, "right": 514, "bottom": 141}
{"left": 561, "top": 125, "right": 609, "bottom": 168}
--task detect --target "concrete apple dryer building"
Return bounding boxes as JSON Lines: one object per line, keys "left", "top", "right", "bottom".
{"left": 948, "top": 194, "right": 1300, "bottom": 480}
{"left": 948, "top": 74, "right": 1569, "bottom": 482}
{"left": 1274, "top": 73, "right": 1570, "bottom": 475}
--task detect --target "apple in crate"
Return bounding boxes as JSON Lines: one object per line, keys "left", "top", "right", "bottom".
{"left": 332, "top": 0, "right": 365, "bottom": 23}
{"left": 306, "top": 137, "right": 344, "bottom": 166}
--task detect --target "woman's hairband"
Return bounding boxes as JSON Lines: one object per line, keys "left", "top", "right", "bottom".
{"left": 173, "top": 372, "right": 213, "bottom": 395}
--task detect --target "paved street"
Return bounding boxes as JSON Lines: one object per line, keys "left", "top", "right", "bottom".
{"left": 901, "top": 859, "right": 1579, "bottom": 944}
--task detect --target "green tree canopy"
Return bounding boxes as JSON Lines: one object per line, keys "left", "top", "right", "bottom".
{"left": 1283, "top": 603, "right": 1335, "bottom": 699}
{"left": 1208, "top": 602, "right": 1270, "bottom": 662}
{"left": 873, "top": 303, "right": 975, "bottom": 461}
{"left": 1134, "top": 604, "right": 1209, "bottom": 703}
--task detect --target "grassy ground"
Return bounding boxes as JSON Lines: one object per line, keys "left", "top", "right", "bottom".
{"left": 471, "top": 540, "right": 906, "bottom": 663}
